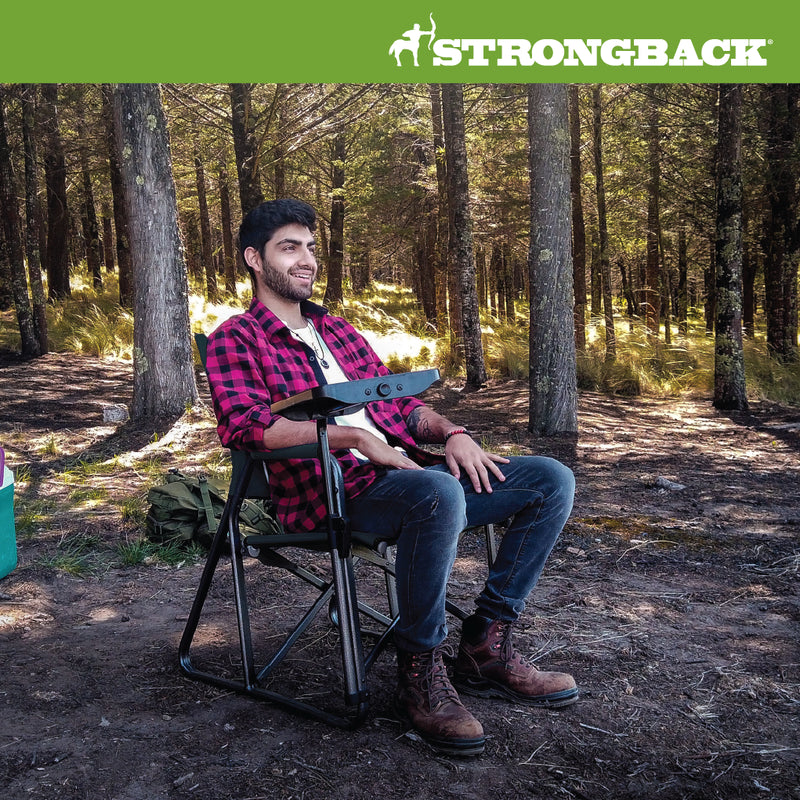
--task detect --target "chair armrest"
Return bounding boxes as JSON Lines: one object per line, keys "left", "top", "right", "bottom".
{"left": 271, "top": 369, "right": 440, "bottom": 421}
{"left": 251, "top": 444, "right": 318, "bottom": 461}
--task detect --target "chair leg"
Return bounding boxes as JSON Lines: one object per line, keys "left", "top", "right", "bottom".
{"left": 328, "top": 549, "right": 368, "bottom": 710}
{"left": 179, "top": 482, "right": 372, "bottom": 727}
{"left": 178, "top": 489, "right": 238, "bottom": 677}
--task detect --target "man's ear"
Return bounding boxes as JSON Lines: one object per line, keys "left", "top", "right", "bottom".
{"left": 243, "top": 246, "right": 262, "bottom": 272}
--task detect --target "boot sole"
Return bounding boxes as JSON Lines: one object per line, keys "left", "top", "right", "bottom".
{"left": 393, "top": 699, "right": 486, "bottom": 756}
{"left": 454, "top": 676, "right": 580, "bottom": 708}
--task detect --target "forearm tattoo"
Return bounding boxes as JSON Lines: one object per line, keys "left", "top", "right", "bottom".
{"left": 407, "top": 407, "right": 437, "bottom": 443}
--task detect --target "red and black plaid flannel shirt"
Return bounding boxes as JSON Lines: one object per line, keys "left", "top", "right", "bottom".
{"left": 206, "top": 298, "right": 444, "bottom": 532}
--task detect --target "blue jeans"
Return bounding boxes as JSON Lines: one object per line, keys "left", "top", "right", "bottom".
{"left": 346, "top": 456, "right": 575, "bottom": 653}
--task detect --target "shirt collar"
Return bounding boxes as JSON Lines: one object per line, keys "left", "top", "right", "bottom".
{"left": 247, "top": 297, "right": 329, "bottom": 337}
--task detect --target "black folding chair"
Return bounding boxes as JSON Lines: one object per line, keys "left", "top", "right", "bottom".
{"left": 179, "top": 333, "right": 497, "bottom": 729}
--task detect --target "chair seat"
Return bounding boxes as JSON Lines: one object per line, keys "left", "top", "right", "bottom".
{"left": 242, "top": 528, "right": 394, "bottom": 553}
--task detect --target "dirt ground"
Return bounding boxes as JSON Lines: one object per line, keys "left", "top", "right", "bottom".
{"left": 0, "top": 351, "right": 798, "bottom": 800}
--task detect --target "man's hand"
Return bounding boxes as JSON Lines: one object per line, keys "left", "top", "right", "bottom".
{"left": 445, "top": 433, "right": 509, "bottom": 493}
{"left": 353, "top": 431, "right": 423, "bottom": 470}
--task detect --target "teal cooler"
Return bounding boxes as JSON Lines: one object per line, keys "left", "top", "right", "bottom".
{"left": 0, "top": 465, "right": 16, "bottom": 579}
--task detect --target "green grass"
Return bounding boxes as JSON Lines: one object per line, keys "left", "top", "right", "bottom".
{"left": 112, "top": 536, "right": 205, "bottom": 568}
{"left": 14, "top": 498, "right": 56, "bottom": 539}
{"left": 37, "top": 533, "right": 102, "bottom": 576}
{"left": 2, "top": 273, "right": 798, "bottom": 405}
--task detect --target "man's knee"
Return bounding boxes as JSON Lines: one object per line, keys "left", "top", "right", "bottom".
{"left": 421, "top": 470, "right": 468, "bottom": 527}
{"left": 515, "top": 456, "right": 575, "bottom": 501}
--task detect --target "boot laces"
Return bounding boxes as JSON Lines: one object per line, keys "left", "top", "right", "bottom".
{"left": 492, "top": 622, "right": 536, "bottom": 671}
{"left": 408, "top": 646, "right": 460, "bottom": 708}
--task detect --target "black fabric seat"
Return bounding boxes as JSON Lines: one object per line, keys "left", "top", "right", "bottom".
{"left": 179, "top": 333, "right": 497, "bottom": 729}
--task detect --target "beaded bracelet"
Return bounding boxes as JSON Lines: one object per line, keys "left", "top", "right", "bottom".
{"left": 444, "top": 428, "right": 469, "bottom": 443}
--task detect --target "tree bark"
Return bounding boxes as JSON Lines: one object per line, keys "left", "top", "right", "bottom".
{"left": 0, "top": 87, "right": 40, "bottom": 357}
{"left": 194, "top": 147, "right": 217, "bottom": 302}
{"left": 273, "top": 84, "right": 287, "bottom": 199}
{"left": 568, "top": 84, "right": 587, "bottom": 351}
{"left": 441, "top": 83, "right": 486, "bottom": 390}
{"left": 677, "top": 214, "right": 689, "bottom": 336}
{"left": 102, "top": 207, "right": 115, "bottom": 272}
{"left": 714, "top": 84, "right": 748, "bottom": 411}
{"left": 527, "top": 84, "right": 577, "bottom": 435}
{"left": 644, "top": 84, "right": 662, "bottom": 338}
{"left": 428, "top": 85, "right": 449, "bottom": 332}
{"left": 40, "top": 83, "right": 70, "bottom": 300}
{"left": 218, "top": 164, "right": 237, "bottom": 296}
{"left": 113, "top": 83, "right": 198, "bottom": 421}
{"left": 761, "top": 84, "right": 800, "bottom": 361}
{"left": 78, "top": 112, "right": 102, "bottom": 291}
{"left": 591, "top": 86, "right": 616, "bottom": 361}
{"left": 230, "top": 83, "right": 264, "bottom": 215}
{"left": 323, "top": 129, "right": 345, "bottom": 306}
{"left": 101, "top": 84, "right": 133, "bottom": 308}
{"left": 20, "top": 84, "right": 48, "bottom": 353}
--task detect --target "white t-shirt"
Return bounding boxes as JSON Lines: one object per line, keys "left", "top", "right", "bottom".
{"left": 289, "top": 320, "right": 390, "bottom": 461}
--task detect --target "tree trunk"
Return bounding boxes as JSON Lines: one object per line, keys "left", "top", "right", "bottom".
{"left": 491, "top": 244, "right": 505, "bottom": 321}
{"left": 79, "top": 144, "right": 102, "bottom": 290}
{"left": 592, "top": 86, "right": 616, "bottom": 362}
{"left": 412, "top": 137, "right": 438, "bottom": 325}
{"left": 40, "top": 83, "right": 70, "bottom": 300}
{"left": 194, "top": 147, "right": 217, "bottom": 302}
{"left": 350, "top": 239, "right": 371, "bottom": 293}
{"left": 441, "top": 83, "right": 486, "bottom": 390}
{"left": 590, "top": 228, "right": 601, "bottom": 316}
{"left": 677, "top": 214, "right": 689, "bottom": 336}
{"left": 742, "top": 230, "right": 757, "bottom": 339}
{"left": 644, "top": 84, "right": 662, "bottom": 338}
{"left": 714, "top": 84, "right": 748, "bottom": 411}
{"left": 428, "top": 85, "right": 449, "bottom": 333}
{"left": 527, "top": 84, "right": 577, "bottom": 435}
{"left": 568, "top": 84, "right": 587, "bottom": 352}
{"left": 416, "top": 196, "right": 438, "bottom": 324}
{"left": 113, "top": 83, "right": 198, "bottom": 421}
{"left": 101, "top": 84, "right": 132, "bottom": 308}
{"left": 761, "top": 84, "right": 800, "bottom": 361}
{"left": 704, "top": 235, "right": 716, "bottom": 336}
{"left": 20, "top": 84, "right": 48, "bottom": 353}
{"left": 218, "top": 164, "right": 237, "bottom": 296}
{"left": 476, "top": 247, "right": 487, "bottom": 309}
{"left": 504, "top": 247, "right": 516, "bottom": 323}
{"left": 324, "top": 129, "right": 345, "bottom": 306}
{"left": 230, "top": 83, "right": 264, "bottom": 215}
{"left": 273, "top": 84, "right": 287, "bottom": 199}
{"left": 102, "top": 208, "right": 115, "bottom": 272}
{"left": 618, "top": 256, "right": 638, "bottom": 317}
{"left": 0, "top": 88, "right": 40, "bottom": 357}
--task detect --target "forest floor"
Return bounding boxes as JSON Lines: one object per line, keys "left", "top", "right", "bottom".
{"left": 0, "top": 350, "right": 798, "bottom": 800}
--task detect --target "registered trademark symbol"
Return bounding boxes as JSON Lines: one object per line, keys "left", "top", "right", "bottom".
{"left": 768, "top": 39, "right": 773, "bottom": 45}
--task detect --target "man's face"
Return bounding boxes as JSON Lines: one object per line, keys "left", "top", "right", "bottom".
{"left": 249, "top": 223, "right": 318, "bottom": 302}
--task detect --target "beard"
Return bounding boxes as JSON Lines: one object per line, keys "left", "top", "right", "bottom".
{"left": 259, "top": 258, "right": 315, "bottom": 302}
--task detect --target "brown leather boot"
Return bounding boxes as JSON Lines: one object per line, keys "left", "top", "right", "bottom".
{"left": 394, "top": 646, "right": 485, "bottom": 756}
{"left": 454, "top": 615, "right": 579, "bottom": 708}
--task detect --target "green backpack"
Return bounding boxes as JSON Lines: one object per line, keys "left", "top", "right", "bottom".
{"left": 146, "top": 469, "right": 283, "bottom": 549}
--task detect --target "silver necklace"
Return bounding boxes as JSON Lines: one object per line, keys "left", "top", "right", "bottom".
{"left": 293, "top": 319, "right": 330, "bottom": 369}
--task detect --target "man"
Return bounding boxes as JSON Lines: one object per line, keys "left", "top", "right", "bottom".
{"left": 206, "top": 198, "right": 578, "bottom": 756}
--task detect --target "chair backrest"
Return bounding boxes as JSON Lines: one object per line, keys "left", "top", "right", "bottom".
{"left": 195, "top": 332, "right": 209, "bottom": 368}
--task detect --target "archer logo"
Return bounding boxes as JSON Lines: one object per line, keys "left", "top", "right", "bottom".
{"left": 389, "top": 13, "right": 437, "bottom": 66}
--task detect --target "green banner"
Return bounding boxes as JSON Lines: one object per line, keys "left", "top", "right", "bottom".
{"left": 1, "top": 0, "right": 796, "bottom": 82}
